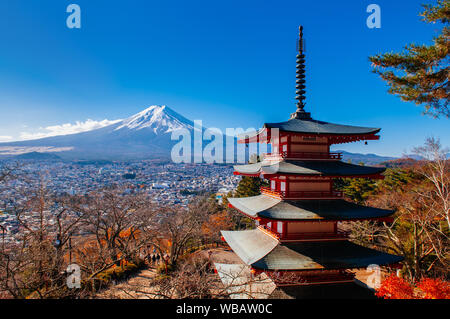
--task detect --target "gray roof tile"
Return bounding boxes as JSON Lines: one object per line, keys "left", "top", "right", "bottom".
{"left": 234, "top": 160, "right": 385, "bottom": 176}
{"left": 228, "top": 195, "right": 394, "bottom": 220}
{"left": 222, "top": 228, "right": 403, "bottom": 271}
{"left": 264, "top": 118, "right": 381, "bottom": 135}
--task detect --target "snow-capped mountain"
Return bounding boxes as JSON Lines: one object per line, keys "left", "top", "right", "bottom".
{"left": 0, "top": 105, "right": 400, "bottom": 164}
{"left": 0, "top": 105, "right": 201, "bottom": 160}
{"left": 115, "top": 105, "right": 194, "bottom": 133}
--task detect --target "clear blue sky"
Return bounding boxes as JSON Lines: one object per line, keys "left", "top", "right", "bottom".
{"left": 0, "top": 0, "right": 448, "bottom": 156}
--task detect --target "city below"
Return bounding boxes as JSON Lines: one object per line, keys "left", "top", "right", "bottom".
{"left": 0, "top": 159, "right": 239, "bottom": 245}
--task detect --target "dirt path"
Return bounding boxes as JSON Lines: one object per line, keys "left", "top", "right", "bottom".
{"left": 96, "top": 267, "right": 160, "bottom": 299}
{"left": 95, "top": 247, "right": 238, "bottom": 299}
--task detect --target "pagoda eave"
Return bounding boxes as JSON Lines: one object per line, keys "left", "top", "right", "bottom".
{"left": 329, "top": 134, "right": 380, "bottom": 144}
{"left": 233, "top": 171, "right": 260, "bottom": 177}
{"left": 233, "top": 171, "right": 385, "bottom": 180}
{"left": 233, "top": 160, "right": 386, "bottom": 178}
{"left": 228, "top": 202, "right": 394, "bottom": 223}
{"left": 227, "top": 195, "right": 395, "bottom": 221}
{"left": 251, "top": 261, "right": 403, "bottom": 274}
{"left": 237, "top": 129, "right": 381, "bottom": 145}
{"left": 227, "top": 202, "right": 260, "bottom": 221}
{"left": 221, "top": 228, "right": 404, "bottom": 272}
{"left": 261, "top": 173, "right": 385, "bottom": 179}
{"left": 252, "top": 268, "right": 356, "bottom": 286}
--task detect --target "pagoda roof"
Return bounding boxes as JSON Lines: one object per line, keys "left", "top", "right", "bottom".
{"left": 233, "top": 159, "right": 385, "bottom": 177}
{"left": 222, "top": 228, "right": 280, "bottom": 266}
{"left": 237, "top": 118, "right": 380, "bottom": 142}
{"left": 228, "top": 195, "right": 394, "bottom": 221}
{"left": 264, "top": 118, "right": 380, "bottom": 135}
{"left": 221, "top": 228, "right": 403, "bottom": 271}
{"left": 214, "top": 263, "right": 276, "bottom": 299}
{"left": 270, "top": 282, "right": 376, "bottom": 299}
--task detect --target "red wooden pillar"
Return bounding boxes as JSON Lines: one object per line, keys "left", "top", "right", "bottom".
{"left": 286, "top": 176, "right": 289, "bottom": 197}
{"left": 287, "top": 134, "right": 291, "bottom": 157}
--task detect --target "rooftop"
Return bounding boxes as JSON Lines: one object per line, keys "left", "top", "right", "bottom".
{"left": 221, "top": 228, "right": 403, "bottom": 271}
{"left": 264, "top": 118, "right": 380, "bottom": 135}
{"left": 269, "top": 282, "right": 376, "bottom": 299}
{"left": 228, "top": 195, "right": 394, "bottom": 221}
{"left": 233, "top": 159, "right": 386, "bottom": 177}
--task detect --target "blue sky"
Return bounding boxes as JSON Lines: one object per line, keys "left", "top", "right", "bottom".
{"left": 0, "top": 0, "right": 448, "bottom": 156}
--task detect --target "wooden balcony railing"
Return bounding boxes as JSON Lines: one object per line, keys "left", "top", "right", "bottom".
{"left": 271, "top": 271, "right": 355, "bottom": 286}
{"left": 261, "top": 187, "right": 343, "bottom": 199}
{"left": 260, "top": 187, "right": 282, "bottom": 198}
{"left": 264, "top": 152, "right": 342, "bottom": 160}
{"left": 281, "top": 231, "right": 349, "bottom": 241}
{"left": 257, "top": 225, "right": 280, "bottom": 240}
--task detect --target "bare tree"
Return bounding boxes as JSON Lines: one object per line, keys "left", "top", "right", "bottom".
{"left": 144, "top": 204, "right": 203, "bottom": 267}
{"left": 411, "top": 137, "right": 449, "bottom": 276}
{"left": 347, "top": 138, "right": 449, "bottom": 281}
{"left": 69, "top": 188, "right": 153, "bottom": 282}
{"left": 0, "top": 175, "right": 85, "bottom": 298}
{"left": 0, "top": 162, "right": 22, "bottom": 184}
{"left": 142, "top": 196, "right": 229, "bottom": 267}
{"left": 412, "top": 137, "right": 449, "bottom": 230}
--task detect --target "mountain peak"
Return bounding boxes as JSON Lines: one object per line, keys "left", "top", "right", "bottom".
{"left": 115, "top": 105, "right": 194, "bottom": 133}
{"left": 136, "top": 105, "right": 168, "bottom": 116}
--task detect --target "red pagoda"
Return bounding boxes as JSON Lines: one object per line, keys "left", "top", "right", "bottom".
{"left": 218, "top": 26, "right": 403, "bottom": 298}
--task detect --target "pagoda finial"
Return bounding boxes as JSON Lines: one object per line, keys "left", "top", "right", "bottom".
{"left": 290, "top": 25, "right": 311, "bottom": 120}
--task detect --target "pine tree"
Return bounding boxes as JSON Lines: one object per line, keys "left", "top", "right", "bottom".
{"left": 340, "top": 178, "right": 377, "bottom": 204}
{"left": 234, "top": 176, "right": 262, "bottom": 198}
{"left": 369, "top": 0, "right": 449, "bottom": 118}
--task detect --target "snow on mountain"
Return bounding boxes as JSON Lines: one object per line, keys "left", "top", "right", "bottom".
{"left": 0, "top": 106, "right": 395, "bottom": 164}
{"left": 0, "top": 105, "right": 198, "bottom": 160}
{"left": 115, "top": 105, "right": 194, "bottom": 133}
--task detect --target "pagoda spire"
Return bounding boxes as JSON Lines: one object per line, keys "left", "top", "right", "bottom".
{"left": 290, "top": 25, "right": 312, "bottom": 120}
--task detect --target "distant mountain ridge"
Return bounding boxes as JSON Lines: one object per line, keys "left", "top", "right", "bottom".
{"left": 13, "top": 151, "right": 62, "bottom": 161}
{"left": 0, "top": 105, "right": 192, "bottom": 161}
{"left": 336, "top": 151, "right": 397, "bottom": 166}
{"left": 0, "top": 105, "right": 400, "bottom": 164}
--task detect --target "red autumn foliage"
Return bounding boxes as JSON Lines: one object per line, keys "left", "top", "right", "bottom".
{"left": 376, "top": 274, "right": 450, "bottom": 299}
{"left": 376, "top": 274, "right": 414, "bottom": 299}
{"left": 416, "top": 278, "right": 450, "bottom": 299}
